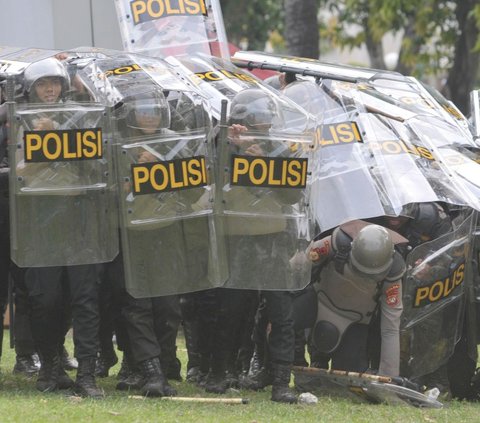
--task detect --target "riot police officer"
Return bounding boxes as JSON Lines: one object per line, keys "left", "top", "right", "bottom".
{"left": 14, "top": 58, "right": 103, "bottom": 397}
{"left": 297, "top": 221, "right": 406, "bottom": 376}
{"left": 213, "top": 88, "right": 300, "bottom": 403}
{"left": 119, "top": 89, "right": 183, "bottom": 398}
{"left": 380, "top": 202, "right": 456, "bottom": 398}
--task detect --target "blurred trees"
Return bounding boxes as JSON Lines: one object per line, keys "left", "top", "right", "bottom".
{"left": 284, "top": 0, "right": 319, "bottom": 59}
{"left": 219, "top": 0, "right": 480, "bottom": 113}
{"left": 320, "top": 0, "right": 480, "bottom": 113}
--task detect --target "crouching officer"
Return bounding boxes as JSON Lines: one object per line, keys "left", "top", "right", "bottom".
{"left": 300, "top": 221, "right": 407, "bottom": 376}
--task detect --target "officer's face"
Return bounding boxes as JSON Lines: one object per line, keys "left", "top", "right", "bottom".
{"left": 384, "top": 216, "right": 409, "bottom": 231}
{"left": 135, "top": 106, "right": 163, "bottom": 134}
{"left": 34, "top": 77, "right": 62, "bottom": 103}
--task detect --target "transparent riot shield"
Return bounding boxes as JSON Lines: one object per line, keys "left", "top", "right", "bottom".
{"left": 166, "top": 54, "right": 268, "bottom": 120}
{"left": 9, "top": 101, "right": 118, "bottom": 267}
{"left": 114, "top": 88, "right": 220, "bottom": 297}
{"left": 218, "top": 129, "right": 314, "bottom": 290}
{"left": 303, "top": 79, "right": 480, "bottom": 232}
{"left": 400, "top": 211, "right": 475, "bottom": 379}
{"left": 114, "top": 0, "right": 229, "bottom": 59}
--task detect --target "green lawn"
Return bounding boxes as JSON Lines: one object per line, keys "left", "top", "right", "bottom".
{"left": 0, "top": 331, "right": 478, "bottom": 423}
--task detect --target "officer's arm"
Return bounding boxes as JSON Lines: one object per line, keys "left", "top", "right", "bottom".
{"left": 378, "top": 280, "right": 402, "bottom": 377}
{"left": 378, "top": 252, "right": 405, "bottom": 377}
{"left": 308, "top": 235, "right": 333, "bottom": 268}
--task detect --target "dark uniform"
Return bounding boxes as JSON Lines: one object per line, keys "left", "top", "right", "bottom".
{"left": 12, "top": 58, "right": 103, "bottom": 397}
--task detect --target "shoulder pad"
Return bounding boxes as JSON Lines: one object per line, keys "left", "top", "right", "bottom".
{"left": 385, "top": 252, "right": 406, "bottom": 282}
{"left": 332, "top": 227, "right": 352, "bottom": 253}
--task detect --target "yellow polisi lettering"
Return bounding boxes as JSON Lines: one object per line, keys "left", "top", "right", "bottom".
{"left": 230, "top": 154, "right": 308, "bottom": 189}
{"left": 194, "top": 69, "right": 256, "bottom": 84}
{"left": 316, "top": 122, "right": 363, "bottom": 148}
{"left": 413, "top": 262, "right": 465, "bottom": 307}
{"left": 23, "top": 128, "right": 103, "bottom": 162}
{"left": 369, "top": 139, "right": 434, "bottom": 161}
{"left": 131, "top": 155, "right": 208, "bottom": 195}
{"left": 130, "top": 0, "right": 207, "bottom": 25}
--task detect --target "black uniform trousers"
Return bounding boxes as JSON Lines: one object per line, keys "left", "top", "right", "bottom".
{"left": 123, "top": 294, "right": 181, "bottom": 366}
{"left": 22, "top": 264, "right": 100, "bottom": 361}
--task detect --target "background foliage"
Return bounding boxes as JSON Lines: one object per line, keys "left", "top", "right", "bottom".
{"left": 220, "top": 0, "right": 480, "bottom": 114}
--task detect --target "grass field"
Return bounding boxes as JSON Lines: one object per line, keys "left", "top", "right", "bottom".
{"left": 0, "top": 331, "right": 479, "bottom": 423}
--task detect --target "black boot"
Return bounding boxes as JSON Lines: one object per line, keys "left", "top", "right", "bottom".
{"left": 95, "top": 352, "right": 118, "bottom": 378}
{"left": 116, "top": 357, "right": 144, "bottom": 391}
{"left": 57, "top": 365, "right": 75, "bottom": 390}
{"left": 36, "top": 355, "right": 59, "bottom": 392}
{"left": 14, "top": 354, "right": 40, "bottom": 377}
{"left": 271, "top": 364, "right": 297, "bottom": 404}
{"left": 74, "top": 358, "right": 104, "bottom": 399}
{"left": 140, "top": 358, "right": 177, "bottom": 397}
{"left": 240, "top": 351, "right": 273, "bottom": 390}
{"left": 61, "top": 347, "right": 78, "bottom": 371}
{"left": 204, "top": 369, "right": 228, "bottom": 394}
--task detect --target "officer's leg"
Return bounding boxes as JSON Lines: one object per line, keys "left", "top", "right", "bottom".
{"left": 95, "top": 263, "right": 118, "bottom": 378}
{"left": 0, "top": 181, "right": 9, "bottom": 368}
{"left": 331, "top": 323, "right": 369, "bottom": 372}
{"left": 24, "top": 266, "right": 65, "bottom": 392}
{"left": 105, "top": 252, "right": 141, "bottom": 391}
{"left": 179, "top": 292, "right": 203, "bottom": 382}
{"left": 11, "top": 264, "right": 39, "bottom": 375}
{"left": 263, "top": 290, "right": 297, "bottom": 403}
{"left": 66, "top": 264, "right": 103, "bottom": 398}
{"left": 194, "top": 288, "right": 220, "bottom": 384}
{"left": 123, "top": 295, "right": 176, "bottom": 397}
{"left": 152, "top": 294, "right": 182, "bottom": 381}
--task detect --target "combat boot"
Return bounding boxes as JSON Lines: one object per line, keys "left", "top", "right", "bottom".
{"left": 14, "top": 354, "right": 40, "bottom": 377}
{"left": 116, "top": 358, "right": 144, "bottom": 391}
{"left": 271, "top": 364, "right": 297, "bottom": 404}
{"left": 204, "top": 369, "right": 228, "bottom": 394}
{"left": 74, "top": 358, "right": 104, "bottom": 399}
{"left": 140, "top": 357, "right": 177, "bottom": 397}
{"left": 36, "top": 355, "right": 59, "bottom": 392}
{"left": 95, "top": 352, "right": 118, "bottom": 378}
{"left": 240, "top": 350, "right": 273, "bottom": 391}
{"left": 60, "top": 347, "right": 78, "bottom": 371}
{"left": 57, "top": 365, "right": 75, "bottom": 390}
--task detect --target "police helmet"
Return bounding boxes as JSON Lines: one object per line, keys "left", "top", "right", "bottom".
{"left": 350, "top": 225, "right": 394, "bottom": 275}
{"left": 24, "top": 58, "right": 70, "bottom": 99}
{"left": 126, "top": 89, "right": 171, "bottom": 131}
{"left": 283, "top": 80, "right": 324, "bottom": 115}
{"left": 229, "top": 88, "right": 279, "bottom": 130}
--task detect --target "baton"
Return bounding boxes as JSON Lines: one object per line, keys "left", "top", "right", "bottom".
{"left": 160, "top": 397, "right": 249, "bottom": 404}
{"left": 293, "top": 366, "right": 421, "bottom": 391}
{"left": 293, "top": 366, "right": 393, "bottom": 383}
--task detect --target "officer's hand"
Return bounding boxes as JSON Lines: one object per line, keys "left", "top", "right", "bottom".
{"left": 138, "top": 151, "right": 156, "bottom": 163}
{"left": 228, "top": 124, "right": 248, "bottom": 138}
{"left": 244, "top": 143, "right": 264, "bottom": 156}
{"left": 33, "top": 117, "right": 55, "bottom": 131}
{"left": 413, "top": 258, "right": 432, "bottom": 280}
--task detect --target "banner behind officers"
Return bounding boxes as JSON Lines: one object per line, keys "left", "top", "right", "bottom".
{"left": 296, "top": 221, "right": 407, "bottom": 377}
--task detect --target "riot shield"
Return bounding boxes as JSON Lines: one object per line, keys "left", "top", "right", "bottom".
{"left": 400, "top": 211, "right": 475, "bottom": 379}
{"left": 166, "top": 54, "right": 269, "bottom": 120}
{"left": 113, "top": 0, "right": 229, "bottom": 59}
{"left": 218, "top": 127, "right": 314, "bottom": 290}
{"left": 232, "top": 52, "right": 480, "bottom": 232}
{"left": 293, "top": 367, "right": 443, "bottom": 408}
{"left": 9, "top": 100, "right": 118, "bottom": 267}
{"left": 114, "top": 84, "right": 221, "bottom": 297}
